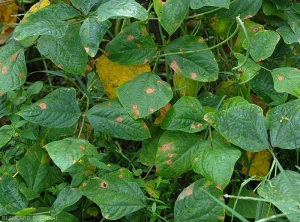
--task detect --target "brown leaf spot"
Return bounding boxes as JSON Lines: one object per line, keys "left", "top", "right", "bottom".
{"left": 197, "top": 123, "right": 203, "bottom": 128}
{"left": 11, "top": 53, "right": 18, "bottom": 61}
{"left": 160, "top": 0, "right": 167, "bottom": 5}
{"left": 146, "top": 88, "right": 155, "bottom": 94}
{"left": 174, "top": 22, "right": 178, "bottom": 26}
{"left": 100, "top": 180, "right": 109, "bottom": 189}
{"left": 132, "top": 104, "right": 138, "bottom": 110}
{"left": 0, "top": 92, "right": 4, "bottom": 97}
{"left": 170, "top": 60, "right": 182, "bottom": 73}
{"left": 116, "top": 117, "right": 123, "bottom": 123}
{"left": 194, "top": 157, "right": 199, "bottom": 162}
{"left": 203, "top": 181, "right": 211, "bottom": 188}
{"left": 253, "top": 27, "right": 259, "bottom": 33}
{"left": 198, "top": 38, "right": 204, "bottom": 43}
{"left": 134, "top": 109, "right": 140, "bottom": 116}
{"left": 190, "top": 72, "right": 197, "bottom": 79}
{"left": 0, "top": 61, "right": 2, "bottom": 65}
{"left": 107, "top": 102, "right": 112, "bottom": 107}
{"left": 157, "top": 80, "right": 163, "bottom": 84}
{"left": 143, "top": 122, "right": 148, "bottom": 129}
{"left": 1, "top": 66, "right": 8, "bottom": 74}
{"left": 168, "top": 153, "right": 173, "bottom": 158}
{"left": 161, "top": 143, "right": 171, "bottom": 152}
{"left": 149, "top": 107, "right": 154, "bottom": 112}
{"left": 85, "top": 31, "right": 88, "bottom": 35}
{"left": 104, "top": 214, "right": 109, "bottom": 219}
{"left": 277, "top": 76, "right": 284, "bottom": 81}
{"left": 243, "top": 14, "right": 253, "bottom": 20}
{"left": 73, "top": 160, "right": 77, "bottom": 164}
{"left": 79, "top": 146, "right": 86, "bottom": 151}
{"left": 84, "top": 47, "right": 90, "bottom": 53}
{"left": 187, "top": 187, "right": 193, "bottom": 196}
{"left": 166, "top": 159, "right": 172, "bottom": 165}
{"left": 137, "top": 43, "right": 141, "bottom": 48}
{"left": 119, "top": 175, "right": 123, "bottom": 179}
{"left": 219, "top": 216, "right": 225, "bottom": 221}
{"left": 216, "top": 184, "right": 222, "bottom": 190}
{"left": 38, "top": 103, "right": 47, "bottom": 110}
{"left": 179, "top": 48, "right": 184, "bottom": 52}
{"left": 127, "top": 35, "right": 134, "bottom": 41}
{"left": 57, "top": 64, "right": 63, "bottom": 69}
{"left": 219, "top": 195, "right": 225, "bottom": 201}
{"left": 190, "top": 123, "right": 196, "bottom": 129}
{"left": 19, "top": 73, "right": 25, "bottom": 78}
{"left": 141, "top": 28, "right": 148, "bottom": 35}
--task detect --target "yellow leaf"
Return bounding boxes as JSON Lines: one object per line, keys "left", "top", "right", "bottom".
{"left": 154, "top": 103, "right": 172, "bottom": 124}
{"left": 0, "top": 1, "right": 18, "bottom": 33}
{"left": 241, "top": 150, "right": 272, "bottom": 178}
{"left": 96, "top": 55, "right": 151, "bottom": 99}
{"left": 24, "top": 0, "right": 50, "bottom": 18}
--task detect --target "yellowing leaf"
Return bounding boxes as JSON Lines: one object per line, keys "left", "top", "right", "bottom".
{"left": 24, "top": 0, "right": 50, "bottom": 18}
{"left": 96, "top": 55, "right": 151, "bottom": 99}
{"left": 154, "top": 103, "right": 172, "bottom": 125}
{"left": 0, "top": 1, "right": 18, "bottom": 33}
{"left": 173, "top": 72, "right": 200, "bottom": 97}
{"left": 241, "top": 150, "right": 272, "bottom": 178}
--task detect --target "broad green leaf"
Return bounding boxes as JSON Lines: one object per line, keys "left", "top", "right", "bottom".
{"left": 13, "top": 3, "right": 80, "bottom": 41}
{"left": 174, "top": 179, "right": 224, "bottom": 222}
{"left": 45, "top": 138, "right": 97, "bottom": 172}
{"left": 105, "top": 22, "right": 157, "bottom": 65}
{"left": 204, "top": 97, "right": 269, "bottom": 152}
{"left": 17, "top": 145, "right": 51, "bottom": 193}
{"left": 18, "top": 88, "right": 81, "bottom": 128}
{"left": 139, "top": 127, "right": 164, "bottom": 166}
{"left": 96, "top": 0, "right": 148, "bottom": 22}
{"left": 0, "top": 93, "right": 12, "bottom": 118}
{"left": 243, "top": 30, "right": 281, "bottom": 62}
{"left": 233, "top": 20, "right": 264, "bottom": 52}
{"left": 154, "top": 0, "right": 189, "bottom": 35}
{"left": 80, "top": 17, "right": 111, "bottom": 57}
{"left": 285, "top": 6, "right": 300, "bottom": 41}
{"left": 190, "top": 0, "right": 230, "bottom": 9}
{"left": 234, "top": 53, "right": 261, "bottom": 83}
{"left": 271, "top": 0, "right": 288, "bottom": 10}
{"left": 71, "top": 0, "right": 99, "bottom": 15}
{"left": 258, "top": 170, "right": 300, "bottom": 222}
{"left": 271, "top": 67, "right": 300, "bottom": 97}
{"left": 192, "top": 132, "right": 241, "bottom": 189}
{"left": 161, "top": 96, "right": 207, "bottom": 133}
{"left": 227, "top": 188, "right": 274, "bottom": 218}
{"left": 216, "top": 0, "right": 263, "bottom": 20}
{"left": 0, "top": 175, "right": 28, "bottom": 215}
{"left": 0, "top": 125, "right": 15, "bottom": 149}
{"left": 37, "top": 23, "right": 88, "bottom": 75}
{"left": 86, "top": 99, "right": 151, "bottom": 141}
{"left": 81, "top": 169, "right": 146, "bottom": 220}
{"left": 155, "top": 131, "right": 200, "bottom": 178}
{"left": 164, "top": 36, "right": 218, "bottom": 82}
{"left": 277, "top": 25, "right": 299, "bottom": 44}
{"left": 26, "top": 81, "right": 43, "bottom": 97}
{"left": 268, "top": 99, "right": 300, "bottom": 149}
{"left": 262, "top": 0, "right": 286, "bottom": 19}
{"left": 0, "top": 41, "right": 27, "bottom": 93}
{"left": 117, "top": 72, "right": 173, "bottom": 119}
{"left": 51, "top": 186, "right": 82, "bottom": 216}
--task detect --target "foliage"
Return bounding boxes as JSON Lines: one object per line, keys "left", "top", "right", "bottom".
{"left": 0, "top": 0, "right": 300, "bottom": 221}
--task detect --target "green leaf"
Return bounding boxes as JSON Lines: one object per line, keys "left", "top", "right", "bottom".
{"left": 155, "top": 131, "right": 200, "bottom": 178}
{"left": 204, "top": 97, "right": 269, "bottom": 152}
{"left": 277, "top": 25, "right": 299, "bottom": 44}
{"left": 45, "top": 138, "right": 97, "bottom": 172}
{"left": 154, "top": 0, "right": 189, "bottom": 35}
{"left": 190, "top": 0, "right": 230, "bottom": 9}
{"left": 96, "top": 0, "right": 148, "bottom": 22}
{"left": 234, "top": 53, "right": 261, "bottom": 83}
{"left": 216, "top": 0, "right": 263, "bottom": 20}
{"left": 258, "top": 170, "right": 300, "bottom": 222}
{"left": 0, "top": 41, "right": 27, "bottom": 93}
{"left": 117, "top": 72, "right": 173, "bottom": 119}
{"left": 243, "top": 30, "right": 281, "bottom": 62}
{"left": 37, "top": 23, "right": 88, "bottom": 75}
{"left": 13, "top": 3, "right": 80, "bottom": 41}
{"left": 0, "top": 93, "right": 12, "bottom": 118}
{"left": 17, "top": 145, "right": 51, "bottom": 193}
{"left": 26, "top": 81, "right": 43, "bottom": 97}
{"left": 81, "top": 168, "right": 146, "bottom": 220}
{"left": 192, "top": 132, "right": 241, "bottom": 189}
{"left": 0, "top": 125, "right": 15, "bottom": 149}
{"left": 271, "top": 67, "right": 300, "bottom": 97}
{"left": 105, "top": 22, "right": 157, "bottom": 65}
{"left": 86, "top": 99, "right": 151, "bottom": 141}
{"left": 164, "top": 36, "right": 218, "bottom": 82}
{"left": 227, "top": 188, "right": 274, "bottom": 218}
{"left": 161, "top": 96, "right": 207, "bottom": 133}
{"left": 0, "top": 175, "right": 28, "bottom": 214}
{"left": 285, "top": 6, "right": 300, "bottom": 41}
{"left": 51, "top": 186, "right": 82, "bottom": 216}
{"left": 80, "top": 17, "right": 111, "bottom": 57}
{"left": 174, "top": 179, "right": 224, "bottom": 222}
{"left": 268, "top": 99, "right": 300, "bottom": 149}
{"left": 17, "top": 88, "right": 81, "bottom": 128}
{"left": 139, "top": 127, "right": 164, "bottom": 167}
{"left": 71, "top": 0, "right": 99, "bottom": 15}
{"left": 271, "top": 0, "right": 288, "bottom": 10}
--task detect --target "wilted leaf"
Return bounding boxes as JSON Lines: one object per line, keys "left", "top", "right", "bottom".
{"left": 96, "top": 55, "right": 151, "bottom": 99}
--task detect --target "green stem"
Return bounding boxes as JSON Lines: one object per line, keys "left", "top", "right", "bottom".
{"left": 73, "top": 74, "right": 95, "bottom": 106}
